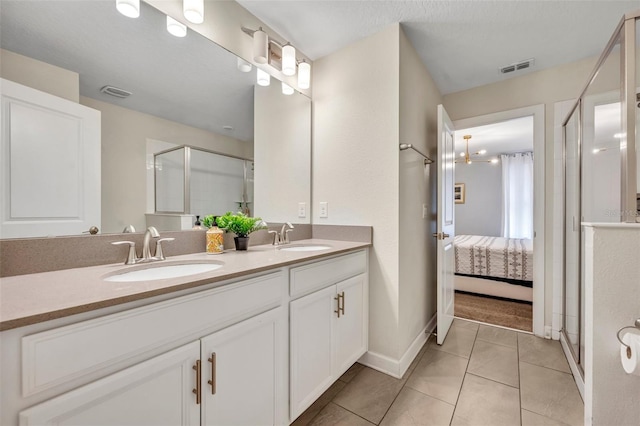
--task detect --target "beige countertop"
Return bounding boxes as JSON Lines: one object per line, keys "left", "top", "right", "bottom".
{"left": 0, "top": 239, "right": 370, "bottom": 331}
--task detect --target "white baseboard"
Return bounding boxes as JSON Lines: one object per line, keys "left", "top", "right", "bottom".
{"left": 359, "top": 314, "right": 437, "bottom": 379}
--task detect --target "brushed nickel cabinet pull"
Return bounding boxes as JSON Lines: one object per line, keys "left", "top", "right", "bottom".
{"left": 334, "top": 295, "right": 341, "bottom": 318}
{"left": 192, "top": 360, "right": 201, "bottom": 405}
{"left": 207, "top": 352, "right": 216, "bottom": 395}
{"left": 340, "top": 291, "right": 345, "bottom": 315}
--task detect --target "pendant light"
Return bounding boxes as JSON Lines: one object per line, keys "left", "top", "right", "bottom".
{"left": 183, "top": 0, "right": 204, "bottom": 24}
{"left": 116, "top": 0, "right": 140, "bottom": 18}
{"left": 253, "top": 28, "right": 269, "bottom": 64}
{"left": 166, "top": 16, "right": 187, "bottom": 37}
{"left": 257, "top": 68, "right": 270, "bottom": 87}
{"left": 282, "top": 82, "right": 294, "bottom": 95}
{"left": 298, "top": 60, "right": 311, "bottom": 89}
{"left": 282, "top": 44, "right": 296, "bottom": 76}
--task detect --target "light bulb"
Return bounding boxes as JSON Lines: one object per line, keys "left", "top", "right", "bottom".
{"left": 282, "top": 82, "right": 294, "bottom": 95}
{"left": 183, "top": 0, "right": 204, "bottom": 24}
{"left": 298, "top": 61, "right": 311, "bottom": 89}
{"left": 459, "top": 152, "right": 465, "bottom": 157}
{"left": 253, "top": 28, "right": 268, "bottom": 64}
{"left": 116, "top": 0, "right": 140, "bottom": 18}
{"left": 478, "top": 149, "right": 487, "bottom": 155}
{"left": 282, "top": 44, "right": 296, "bottom": 76}
{"left": 491, "top": 158, "right": 499, "bottom": 164}
{"left": 237, "top": 57, "right": 252, "bottom": 73}
{"left": 166, "top": 16, "right": 187, "bottom": 37}
{"left": 257, "top": 69, "right": 270, "bottom": 86}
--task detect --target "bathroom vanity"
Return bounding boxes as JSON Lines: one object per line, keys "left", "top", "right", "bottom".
{"left": 0, "top": 240, "right": 369, "bottom": 425}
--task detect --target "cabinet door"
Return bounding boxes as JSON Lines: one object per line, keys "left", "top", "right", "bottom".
{"left": 289, "top": 285, "right": 337, "bottom": 421}
{"left": 334, "top": 274, "right": 368, "bottom": 377}
{"left": 19, "top": 342, "right": 200, "bottom": 426}
{"left": 201, "top": 306, "right": 287, "bottom": 426}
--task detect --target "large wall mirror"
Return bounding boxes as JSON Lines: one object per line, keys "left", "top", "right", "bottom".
{"left": 0, "top": 0, "right": 311, "bottom": 238}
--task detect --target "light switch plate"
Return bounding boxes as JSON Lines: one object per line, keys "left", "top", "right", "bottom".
{"left": 298, "top": 202, "right": 306, "bottom": 218}
{"left": 422, "top": 203, "right": 428, "bottom": 219}
{"left": 319, "top": 202, "right": 328, "bottom": 218}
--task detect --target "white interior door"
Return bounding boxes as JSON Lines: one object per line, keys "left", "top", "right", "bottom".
{"left": 0, "top": 78, "right": 100, "bottom": 238}
{"left": 436, "top": 105, "right": 456, "bottom": 345}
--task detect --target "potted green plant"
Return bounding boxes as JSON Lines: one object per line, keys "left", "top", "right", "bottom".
{"left": 216, "top": 212, "right": 267, "bottom": 251}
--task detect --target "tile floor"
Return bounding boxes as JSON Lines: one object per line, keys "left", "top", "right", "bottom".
{"left": 293, "top": 318, "right": 584, "bottom": 426}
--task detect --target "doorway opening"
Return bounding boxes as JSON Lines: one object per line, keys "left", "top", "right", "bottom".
{"left": 451, "top": 105, "right": 545, "bottom": 336}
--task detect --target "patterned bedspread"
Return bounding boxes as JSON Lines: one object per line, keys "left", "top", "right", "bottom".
{"left": 454, "top": 235, "right": 533, "bottom": 282}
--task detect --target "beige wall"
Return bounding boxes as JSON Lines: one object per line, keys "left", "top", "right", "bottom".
{"left": 254, "top": 83, "right": 311, "bottom": 223}
{"left": 81, "top": 97, "right": 251, "bottom": 234}
{"left": 313, "top": 24, "right": 401, "bottom": 360}
{"left": 398, "top": 30, "right": 442, "bottom": 356}
{"left": 443, "top": 52, "right": 621, "bottom": 329}
{"left": 0, "top": 49, "right": 79, "bottom": 102}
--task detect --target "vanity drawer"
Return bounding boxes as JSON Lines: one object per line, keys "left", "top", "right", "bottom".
{"left": 21, "top": 271, "right": 285, "bottom": 398}
{"left": 290, "top": 250, "right": 367, "bottom": 299}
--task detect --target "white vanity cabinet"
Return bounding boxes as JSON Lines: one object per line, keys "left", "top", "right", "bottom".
{"left": 289, "top": 251, "right": 368, "bottom": 421}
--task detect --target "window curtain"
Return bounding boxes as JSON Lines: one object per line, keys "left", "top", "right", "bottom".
{"left": 501, "top": 152, "right": 534, "bottom": 239}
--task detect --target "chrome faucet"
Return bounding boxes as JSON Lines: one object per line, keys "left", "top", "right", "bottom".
{"left": 141, "top": 226, "right": 160, "bottom": 261}
{"left": 269, "top": 223, "right": 295, "bottom": 246}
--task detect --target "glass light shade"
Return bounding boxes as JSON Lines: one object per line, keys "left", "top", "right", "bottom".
{"left": 298, "top": 61, "right": 311, "bottom": 89}
{"left": 282, "top": 44, "right": 296, "bottom": 76}
{"left": 253, "top": 29, "right": 268, "bottom": 64}
{"left": 491, "top": 158, "right": 499, "bottom": 164}
{"left": 183, "top": 0, "right": 204, "bottom": 24}
{"left": 257, "top": 68, "right": 270, "bottom": 86}
{"left": 282, "top": 82, "right": 294, "bottom": 95}
{"left": 478, "top": 149, "right": 487, "bottom": 155}
{"left": 237, "top": 57, "right": 252, "bottom": 73}
{"left": 116, "top": 0, "right": 140, "bottom": 18}
{"left": 167, "top": 16, "right": 187, "bottom": 37}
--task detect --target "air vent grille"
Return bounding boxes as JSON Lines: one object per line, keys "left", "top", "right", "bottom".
{"left": 500, "top": 58, "right": 535, "bottom": 74}
{"left": 100, "top": 85, "right": 132, "bottom": 98}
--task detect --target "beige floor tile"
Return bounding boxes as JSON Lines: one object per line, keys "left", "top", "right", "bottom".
{"left": 450, "top": 374, "right": 521, "bottom": 426}
{"left": 477, "top": 324, "right": 518, "bottom": 348}
{"left": 380, "top": 387, "right": 455, "bottom": 426}
{"left": 292, "top": 380, "right": 347, "bottom": 426}
{"left": 405, "top": 349, "right": 468, "bottom": 405}
{"left": 520, "top": 362, "right": 584, "bottom": 426}
{"left": 453, "top": 318, "right": 480, "bottom": 332}
{"left": 522, "top": 409, "right": 571, "bottom": 426}
{"left": 339, "top": 363, "right": 365, "bottom": 384}
{"left": 309, "top": 402, "right": 375, "bottom": 426}
{"left": 333, "top": 367, "right": 405, "bottom": 424}
{"left": 428, "top": 324, "right": 477, "bottom": 358}
{"left": 467, "top": 339, "right": 519, "bottom": 387}
{"left": 518, "top": 333, "right": 571, "bottom": 373}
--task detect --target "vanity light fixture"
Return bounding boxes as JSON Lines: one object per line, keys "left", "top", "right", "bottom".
{"left": 237, "top": 57, "right": 252, "bottom": 73}
{"left": 116, "top": 0, "right": 140, "bottom": 18}
{"left": 166, "top": 16, "right": 187, "bottom": 37}
{"left": 282, "top": 44, "right": 296, "bottom": 76}
{"left": 282, "top": 82, "right": 294, "bottom": 95}
{"left": 253, "top": 27, "right": 269, "bottom": 64}
{"left": 257, "top": 68, "right": 271, "bottom": 87}
{"left": 298, "top": 60, "right": 311, "bottom": 89}
{"left": 183, "top": 0, "right": 204, "bottom": 24}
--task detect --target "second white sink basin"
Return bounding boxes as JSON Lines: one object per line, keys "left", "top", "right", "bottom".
{"left": 278, "top": 244, "right": 332, "bottom": 252}
{"left": 105, "top": 261, "right": 224, "bottom": 282}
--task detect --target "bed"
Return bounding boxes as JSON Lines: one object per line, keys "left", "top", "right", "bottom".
{"left": 453, "top": 235, "right": 533, "bottom": 302}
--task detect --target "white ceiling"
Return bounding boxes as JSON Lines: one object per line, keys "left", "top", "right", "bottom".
{"left": 455, "top": 115, "right": 533, "bottom": 160}
{"left": 236, "top": 0, "right": 639, "bottom": 95}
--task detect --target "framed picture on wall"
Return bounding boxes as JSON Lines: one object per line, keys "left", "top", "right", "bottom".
{"left": 454, "top": 183, "right": 465, "bottom": 204}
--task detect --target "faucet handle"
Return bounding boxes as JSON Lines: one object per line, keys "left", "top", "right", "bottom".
{"left": 155, "top": 237, "right": 175, "bottom": 260}
{"left": 267, "top": 230, "right": 279, "bottom": 245}
{"left": 112, "top": 241, "right": 138, "bottom": 265}
{"left": 283, "top": 228, "right": 294, "bottom": 244}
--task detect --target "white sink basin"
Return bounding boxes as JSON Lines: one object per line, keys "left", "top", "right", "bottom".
{"left": 278, "top": 244, "right": 332, "bottom": 252}
{"left": 105, "top": 261, "right": 224, "bottom": 282}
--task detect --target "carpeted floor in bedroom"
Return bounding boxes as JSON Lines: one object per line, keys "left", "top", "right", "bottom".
{"left": 454, "top": 291, "right": 533, "bottom": 332}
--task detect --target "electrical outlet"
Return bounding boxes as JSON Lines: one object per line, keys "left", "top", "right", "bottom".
{"left": 422, "top": 203, "right": 428, "bottom": 219}
{"left": 319, "top": 202, "right": 328, "bottom": 218}
{"left": 298, "top": 202, "right": 306, "bottom": 218}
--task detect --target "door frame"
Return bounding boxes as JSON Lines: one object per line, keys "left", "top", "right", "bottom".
{"left": 453, "top": 104, "right": 545, "bottom": 337}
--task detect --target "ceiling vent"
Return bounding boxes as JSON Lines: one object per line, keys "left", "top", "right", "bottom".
{"left": 500, "top": 58, "right": 535, "bottom": 74}
{"left": 100, "top": 85, "right": 132, "bottom": 98}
